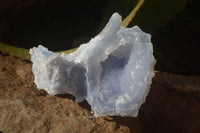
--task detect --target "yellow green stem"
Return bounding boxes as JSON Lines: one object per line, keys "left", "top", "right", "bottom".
{"left": 122, "top": 0, "right": 145, "bottom": 27}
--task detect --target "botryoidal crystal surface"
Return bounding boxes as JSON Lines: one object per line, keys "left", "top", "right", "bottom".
{"left": 30, "top": 13, "right": 156, "bottom": 117}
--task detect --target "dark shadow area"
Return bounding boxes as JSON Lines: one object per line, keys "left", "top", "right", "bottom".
{"left": 153, "top": 0, "right": 200, "bottom": 75}
{"left": 0, "top": 0, "right": 109, "bottom": 51}
{"left": 78, "top": 100, "right": 91, "bottom": 111}
{"left": 55, "top": 93, "right": 75, "bottom": 102}
{"left": 111, "top": 116, "right": 141, "bottom": 133}
{"left": 55, "top": 93, "right": 91, "bottom": 111}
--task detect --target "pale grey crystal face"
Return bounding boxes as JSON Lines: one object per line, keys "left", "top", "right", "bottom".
{"left": 30, "top": 13, "right": 156, "bottom": 117}
{"left": 30, "top": 46, "right": 87, "bottom": 103}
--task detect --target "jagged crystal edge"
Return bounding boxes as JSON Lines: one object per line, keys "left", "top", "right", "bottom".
{"left": 29, "top": 12, "right": 156, "bottom": 117}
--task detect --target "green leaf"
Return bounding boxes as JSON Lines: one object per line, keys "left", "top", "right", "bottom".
{"left": 128, "top": 0, "right": 189, "bottom": 33}
{"left": 57, "top": 48, "right": 78, "bottom": 55}
{"left": 0, "top": 42, "right": 30, "bottom": 60}
{"left": 0, "top": 42, "right": 78, "bottom": 60}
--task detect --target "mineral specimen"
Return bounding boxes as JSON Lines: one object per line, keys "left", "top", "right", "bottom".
{"left": 30, "top": 13, "right": 156, "bottom": 117}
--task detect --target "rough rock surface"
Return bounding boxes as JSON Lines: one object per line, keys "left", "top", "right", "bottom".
{"left": 0, "top": 52, "right": 200, "bottom": 133}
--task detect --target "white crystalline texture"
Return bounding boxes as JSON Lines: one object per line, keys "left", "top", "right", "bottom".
{"left": 30, "top": 13, "right": 156, "bottom": 117}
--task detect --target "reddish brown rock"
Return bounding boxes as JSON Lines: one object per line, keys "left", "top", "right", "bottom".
{"left": 0, "top": 52, "right": 200, "bottom": 133}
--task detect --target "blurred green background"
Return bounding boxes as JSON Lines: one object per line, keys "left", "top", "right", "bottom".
{"left": 0, "top": 0, "right": 199, "bottom": 75}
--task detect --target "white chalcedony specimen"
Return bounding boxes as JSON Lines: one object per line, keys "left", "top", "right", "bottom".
{"left": 30, "top": 13, "right": 156, "bottom": 117}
